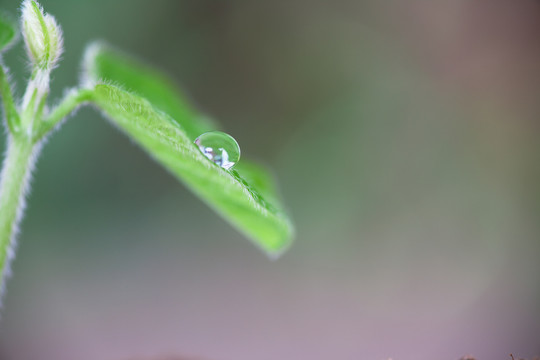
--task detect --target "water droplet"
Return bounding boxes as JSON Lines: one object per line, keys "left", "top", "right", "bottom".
{"left": 194, "top": 131, "right": 241, "bottom": 170}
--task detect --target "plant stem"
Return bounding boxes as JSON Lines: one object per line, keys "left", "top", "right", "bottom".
{"left": 35, "top": 88, "right": 93, "bottom": 141}
{"left": 0, "top": 135, "right": 39, "bottom": 293}
{"left": 0, "top": 80, "right": 88, "bottom": 295}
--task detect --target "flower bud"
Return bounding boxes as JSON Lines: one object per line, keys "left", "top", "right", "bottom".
{"left": 21, "top": 0, "right": 63, "bottom": 70}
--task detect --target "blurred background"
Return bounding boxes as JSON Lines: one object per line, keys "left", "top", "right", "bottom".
{"left": 0, "top": 0, "right": 539, "bottom": 359}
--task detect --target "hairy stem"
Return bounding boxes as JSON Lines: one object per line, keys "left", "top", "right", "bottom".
{"left": 0, "top": 82, "right": 87, "bottom": 297}
{"left": 0, "top": 135, "right": 39, "bottom": 294}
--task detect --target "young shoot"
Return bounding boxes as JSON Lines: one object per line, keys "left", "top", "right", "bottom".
{"left": 0, "top": 1, "right": 293, "bottom": 305}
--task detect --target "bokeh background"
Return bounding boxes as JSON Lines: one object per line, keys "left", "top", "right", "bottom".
{"left": 1, "top": 1, "right": 539, "bottom": 359}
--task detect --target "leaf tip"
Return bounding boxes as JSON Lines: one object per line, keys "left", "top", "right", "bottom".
{"left": 0, "top": 12, "right": 19, "bottom": 53}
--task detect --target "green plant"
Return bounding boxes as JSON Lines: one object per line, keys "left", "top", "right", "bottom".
{"left": 0, "top": 1, "right": 293, "bottom": 300}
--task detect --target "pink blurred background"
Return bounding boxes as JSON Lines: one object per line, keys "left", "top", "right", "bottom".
{"left": 0, "top": 0, "right": 539, "bottom": 359}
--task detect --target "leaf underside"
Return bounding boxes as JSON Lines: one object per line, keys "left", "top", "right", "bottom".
{"left": 84, "top": 44, "right": 293, "bottom": 256}
{"left": 84, "top": 42, "right": 215, "bottom": 140}
{"left": 0, "top": 13, "right": 16, "bottom": 53}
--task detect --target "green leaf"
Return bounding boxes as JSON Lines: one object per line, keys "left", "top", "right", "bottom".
{"left": 233, "top": 161, "right": 280, "bottom": 206}
{"left": 83, "top": 42, "right": 215, "bottom": 140}
{"left": 82, "top": 43, "right": 294, "bottom": 256}
{"left": 0, "top": 13, "right": 17, "bottom": 53}
{"left": 88, "top": 84, "right": 293, "bottom": 256}
{"left": 0, "top": 14, "right": 19, "bottom": 133}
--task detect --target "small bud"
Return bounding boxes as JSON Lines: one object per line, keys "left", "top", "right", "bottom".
{"left": 20, "top": 0, "right": 63, "bottom": 70}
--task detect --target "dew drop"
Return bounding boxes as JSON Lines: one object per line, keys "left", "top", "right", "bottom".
{"left": 194, "top": 131, "right": 241, "bottom": 170}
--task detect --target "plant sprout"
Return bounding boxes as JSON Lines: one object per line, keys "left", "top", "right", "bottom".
{"left": 0, "top": 1, "right": 293, "bottom": 301}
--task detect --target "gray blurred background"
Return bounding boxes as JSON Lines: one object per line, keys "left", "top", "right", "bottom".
{"left": 0, "top": 1, "right": 539, "bottom": 359}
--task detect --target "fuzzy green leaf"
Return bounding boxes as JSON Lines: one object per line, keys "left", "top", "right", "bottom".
{"left": 88, "top": 84, "right": 293, "bottom": 256}
{"left": 84, "top": 42, "right": 215, "bottom": 140}
{"left": 0, "top": 14, "right": 19, "bottom": 133}
{"left": 0, "top": 13, "right": 17, "bottom": 53}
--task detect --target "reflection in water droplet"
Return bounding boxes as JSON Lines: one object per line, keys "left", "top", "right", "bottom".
{"left": 194, "top": 131, "right": 241, "bottom": 170}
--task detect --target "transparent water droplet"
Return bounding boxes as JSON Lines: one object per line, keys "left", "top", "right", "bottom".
{"left": 194, "top": 131, "right": 241, "bottom": 170}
